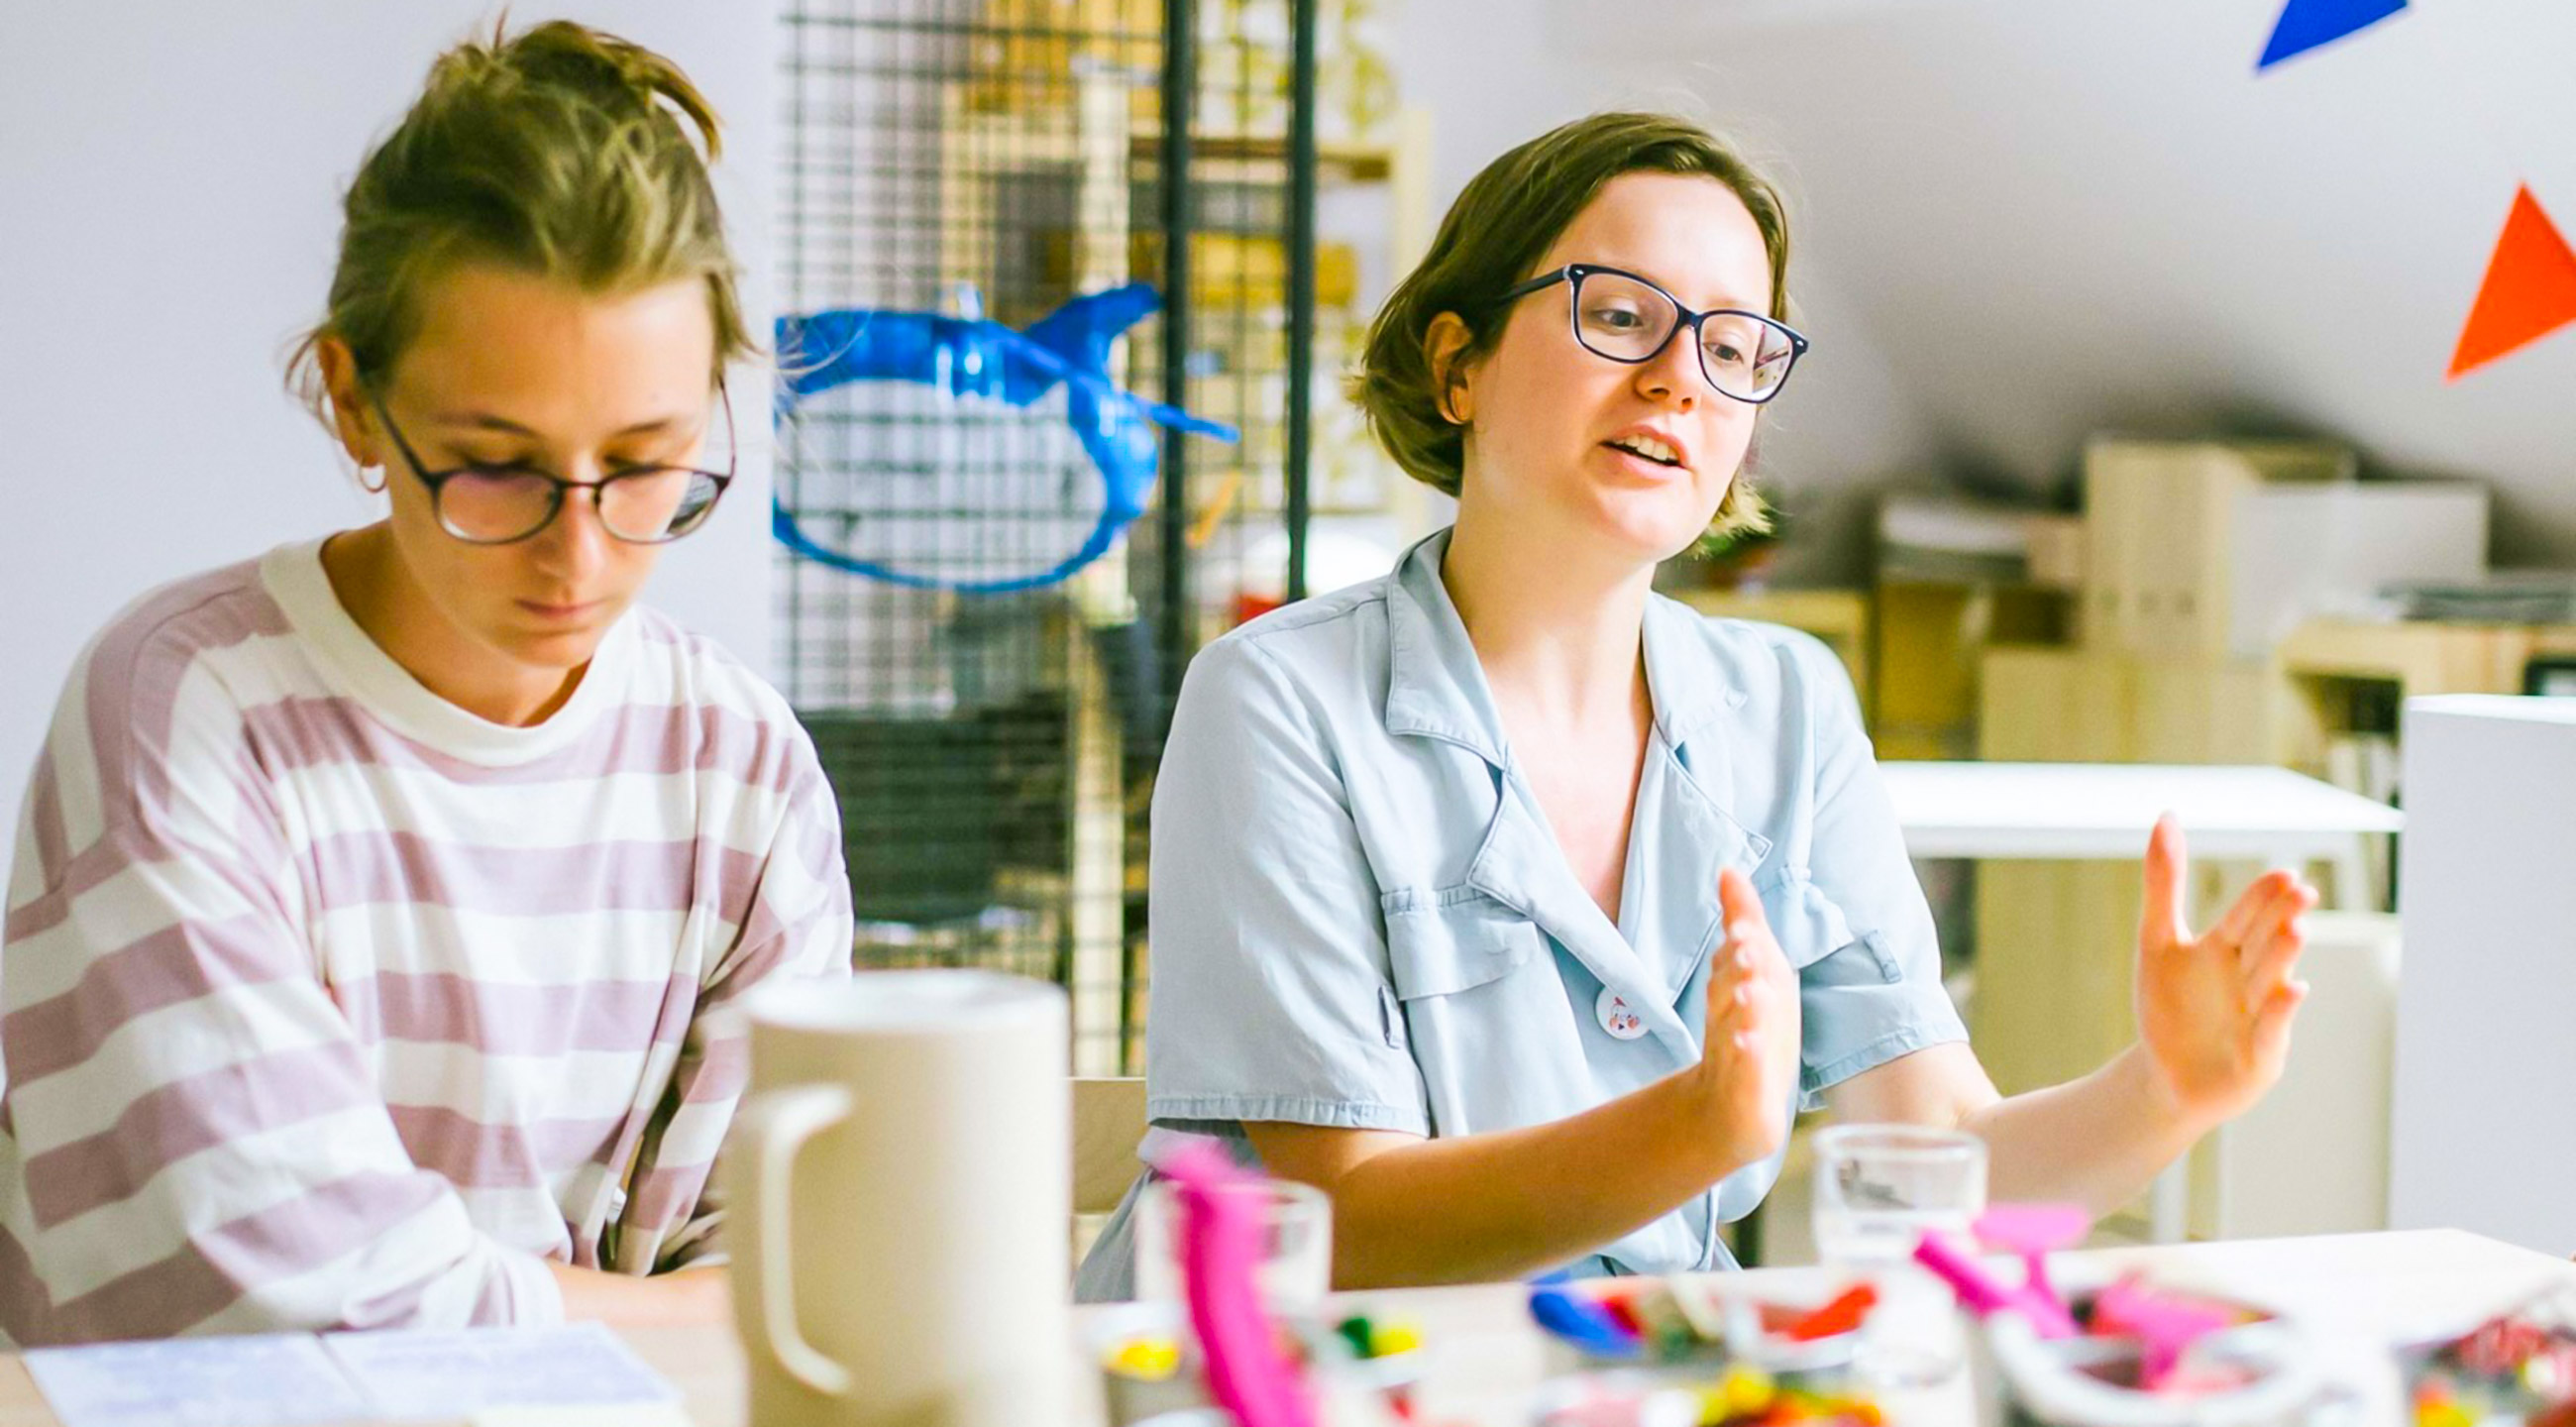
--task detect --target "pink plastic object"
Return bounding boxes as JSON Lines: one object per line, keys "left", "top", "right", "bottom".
{"left": 1151, "top": 1141, "right": 1319, "bottom": 1427}
{"left": 1915, "top": 1233, "right": 2082, "bottom": 1340}
{"left": 2092, "top": 1274, "right": 2237, "bottom": 1391}
{"left": 1974, "top": 1203, "right": 2093, "bottom": 1329}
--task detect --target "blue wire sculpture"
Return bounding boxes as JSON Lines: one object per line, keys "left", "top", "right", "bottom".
{"left": 772, "top": 282, "right": 1240, "bottom": 593}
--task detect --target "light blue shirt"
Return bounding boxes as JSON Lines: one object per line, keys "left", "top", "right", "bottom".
{"left": 1074, "top": 529, "right": 1968, "bottom": 1300}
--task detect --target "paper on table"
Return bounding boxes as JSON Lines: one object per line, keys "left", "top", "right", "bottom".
{"left": 26, "top": 1323, "right": 680, "bottom": 1427}
{"left": 24, "top": 1333, "right": 374, "bottom": 1427}
{"left": 469, "top": 1407, "right": 692, "bottom": 1427}
{"left": 323, "top": 1322, "right": 679, "bottom": 1421}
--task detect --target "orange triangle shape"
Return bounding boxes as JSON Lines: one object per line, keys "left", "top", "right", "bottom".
{"left": 2449, "top": 184, "right": 2576, "bottom": 380}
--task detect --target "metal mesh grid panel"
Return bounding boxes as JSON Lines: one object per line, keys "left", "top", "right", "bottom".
{"left": 778, "top": 0, "right": 1307, "bottom": 1072}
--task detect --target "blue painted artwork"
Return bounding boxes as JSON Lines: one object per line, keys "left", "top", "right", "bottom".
{"left": 772, "top": 283, "right": 1240, "bottom": 593}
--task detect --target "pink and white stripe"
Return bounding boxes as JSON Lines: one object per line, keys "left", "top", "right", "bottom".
{"left": 0, "top": 541, "right": 853, "bottom": 1345}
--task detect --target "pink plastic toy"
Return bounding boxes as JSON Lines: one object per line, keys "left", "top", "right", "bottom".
{"left": 1914, "top": 1232, "right": 2084, "bottom": 1340}
{"left": 1151, "top": 1141, "right": 1320, "bottom": 1427}
{"left": 1974, "top": 1202, "right": 2093, "bottom": 1329}
{"left": 2092, "top": 1274, "right": 2238, "bottom": 1390}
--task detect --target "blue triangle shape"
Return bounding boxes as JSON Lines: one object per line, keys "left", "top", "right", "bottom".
{"left": 2259, "top": 0, "right": 2408, "bottom": 70}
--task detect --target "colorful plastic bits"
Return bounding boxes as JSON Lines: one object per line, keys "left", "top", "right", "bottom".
{"left": 1104, "top": 1335, "right": 1182, "bottom": 1381}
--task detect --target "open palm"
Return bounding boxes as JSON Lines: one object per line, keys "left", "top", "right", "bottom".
{"left": 2132, "top": 815, "right": 2318, "bottom": 1131}
{"left": 1694, "top": 867, "right": 1802, "bottom": 1168}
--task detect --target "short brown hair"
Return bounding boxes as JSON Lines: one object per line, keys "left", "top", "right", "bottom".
{"left": 287, "top": 19, "right": 753, "bottom": 418}
{"left": 1351, "top": 112, "right": 1790, "bottom": 544}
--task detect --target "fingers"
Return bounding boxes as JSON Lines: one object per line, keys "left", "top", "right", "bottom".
{"left": 1709, "top": 867, "right": 1799, "bottom": 1061}
{"left": 1705, "top": 921, "right": 1771, "bottom": 1034}
{"left": 2248, "top": 976, "right": 2309, "bottom": 1068}
{"left": 1718, "top": 867, "right": 1769, "bottom": 933}
{"left": 2238, "top": 883, "right": 2319, "bottom": 997}
{"left": 1709, "top": 982, "right": 1767, "bottom": 1058}
{"left": 2138, "top": 814, "right": 2189, "bottom": 950}
{"left": 2210, "top": 867, "right": 2308, "bottom": 949}
{"left": 1707, "top": 919, "right": 1793, "bottom": 1052}
{"left": 1706, "top": 953, "right": 1756, "bottom": 1040}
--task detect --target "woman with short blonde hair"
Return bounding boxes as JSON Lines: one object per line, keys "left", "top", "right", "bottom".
{"left": 1, "top": 21, "right": 850, "bottom": 1344}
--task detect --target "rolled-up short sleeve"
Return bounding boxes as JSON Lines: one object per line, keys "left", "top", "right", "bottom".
{"left": 1143, "top": 636, "right": 1430, "bottom": 1137}
{"left": 1776, "top": 636, "right": 1969, "bottom": 1107}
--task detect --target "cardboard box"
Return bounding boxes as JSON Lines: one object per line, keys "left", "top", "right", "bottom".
{"left": 2082, "top": 439, "right": 2488, "bottom": 658}
{"left": 2227, "top": 484, "right": 2487, "bottom": 655}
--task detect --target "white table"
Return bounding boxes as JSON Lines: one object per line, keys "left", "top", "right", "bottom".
{"left": 1875, "top": 761, "right": 2406, "bottom": 1243}
{"left": 1350, "top": 1228, "right": 2569, "bottom": 1427}
{"left": 5, "top": 1231, "right": 2539, "bottom": 1425}
{"left": 1878, "top": 762, "right": 2404, "bottom": 905}
{"left": 1078, "top": 1230, "right": 2568, "bottom": 1426}
{"left": 1371, "top": 1228, "right": 2571, "bottom": 1427}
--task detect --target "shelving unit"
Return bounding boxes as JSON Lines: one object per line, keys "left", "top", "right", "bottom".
{"left": 899, "top": 1, "right": 1430, "bottom": 1072}
{"left": 781, "top": 0, "right": 1420, "bottom": 1075}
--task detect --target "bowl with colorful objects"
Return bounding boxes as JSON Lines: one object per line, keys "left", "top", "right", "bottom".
{"left": 2400, "top": 1285, "right": 2576, "bottom": 1426}
{"left": 1913, "top": 1204, "right": 2334, "bottom": 1426}
{"left": 1528, "top": 1363, "right": 1883, "bottom": 1427}
{"left": 1090, "top": 1301, "right": 1428, "bottom": 1427}
{"left": 1527, "top": 1276, "right": 1878, "bottom": 1382}
{"left": 1979, "top": 1290, "right": 2329, "bottom": 1427}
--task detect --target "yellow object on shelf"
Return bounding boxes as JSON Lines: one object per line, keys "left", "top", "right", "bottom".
{"left": 1871, "top": 583, "right": 2067, "bottom": 758}
{"left": 1113, "top": 232, "right": 1361, "bottom": 309}
{"left": 2277, "top": 617, "right": 2572, "bottom": 698}
{"left": 964, "top": 0, "right": 1161, "bottom": 119}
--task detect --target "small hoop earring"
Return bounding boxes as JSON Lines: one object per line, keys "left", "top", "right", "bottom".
{"left": 358, "top": 468, "right": 386, "bottom": 494}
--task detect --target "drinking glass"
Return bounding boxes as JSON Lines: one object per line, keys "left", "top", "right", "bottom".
{"left": 1132, "top": 1175, "right": 1333, "bottom": 1316}
{"left": 1811, "top": 1124, "right": 1989, "bottom": 1387}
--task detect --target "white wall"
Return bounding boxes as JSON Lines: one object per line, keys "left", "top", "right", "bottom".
{"left": 0, "top": 2, "right": 777, "bottom": 807}
{"left": 1387, "top": 0, "right": 2576, "bottom": 579}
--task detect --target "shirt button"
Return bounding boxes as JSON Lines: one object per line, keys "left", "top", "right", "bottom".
{"left": 1596, "top": 986, "right": 1648, "bottom": 1041}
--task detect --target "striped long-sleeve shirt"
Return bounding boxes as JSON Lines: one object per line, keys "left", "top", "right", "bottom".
{"left": 0, "top": 539, "right": 853, "bottom": 1345}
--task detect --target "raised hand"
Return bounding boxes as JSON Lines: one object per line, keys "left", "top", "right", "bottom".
{"left": 1690, "top": 867, "right": 1803, "bottom": 1169}
{"left": 2132, "top": 815, "right": 2318, "bottom": 1132}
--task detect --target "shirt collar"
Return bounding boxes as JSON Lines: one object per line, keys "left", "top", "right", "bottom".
{"left": 1641, "top": 588, "right": 1745, "bottom": 750}
{"left": 1382, "top": 528, "right": 1512, "bottom": 765}
{"left": 1382, "top": 527, "right": 1741, "bottom": 762}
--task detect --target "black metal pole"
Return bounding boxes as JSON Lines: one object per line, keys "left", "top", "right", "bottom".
{"left": 1157, "top": 0, "right": 1198, "bottom": 720}
{"left": 1283, "top": 0, "right": 1319, "bottom": 603}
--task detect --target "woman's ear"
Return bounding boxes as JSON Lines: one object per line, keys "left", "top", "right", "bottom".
{"left": 313, "top": 337, "right": 382, "bottom": 470}
{"left": 1423, "top": 312, "right": 1477, "bottom": 426}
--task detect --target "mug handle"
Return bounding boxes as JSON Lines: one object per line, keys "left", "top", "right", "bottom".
{"left": 732, "top": 1084, "right": 856, "bottom": 1397}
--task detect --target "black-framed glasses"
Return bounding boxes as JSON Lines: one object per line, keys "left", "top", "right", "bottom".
{"left": 367, "top": 386, "right": 736, "bottom": 545}
{"left": 1494, "top": 264, "right": 1809, "bottom": 404}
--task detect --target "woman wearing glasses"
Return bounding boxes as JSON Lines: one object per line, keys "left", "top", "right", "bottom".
{"left": 0, "top": 23, "right": 849, "bottom": 1344}
{"left": 1078, "top": 112, "right": 2317, "bottom": 1296}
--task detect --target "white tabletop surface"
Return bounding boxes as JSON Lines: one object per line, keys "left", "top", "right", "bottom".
{"left": 19, "top": 1230, "right": 2530, "bottom": 1426}
{"left": 1877, "top": 761, "right": 2404, "bottom": 861}
{"left": 1253, "top": 1228, "right": 2568, "bottom": 1427}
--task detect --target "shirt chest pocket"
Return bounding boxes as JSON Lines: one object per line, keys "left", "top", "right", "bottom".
{"left": 1763, "top": 872, "right": 1902, "bottom": 988}
{"left": 1383, "top": 894, "right": 1542, "bottom": 999}
{"left": 1378, "top": 893, "right": 1563, "bottom": 1136}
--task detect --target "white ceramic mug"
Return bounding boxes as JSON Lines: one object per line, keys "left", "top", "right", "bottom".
{"left": 724, "top": 969, "right": 1072, "bottom": 1427}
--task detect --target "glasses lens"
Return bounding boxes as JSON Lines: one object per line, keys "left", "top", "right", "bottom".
{"left": 1698, "top": 313, "right": 1800, "bottom": 401}
{"left": 600, "top": 469, "right": 724, "bottom": 541}
{"left": 438, "top": 470, "right": 559, "bottom": 542}
{"left": 1570, "top": 271, "right": 1677, "bottom": 362}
